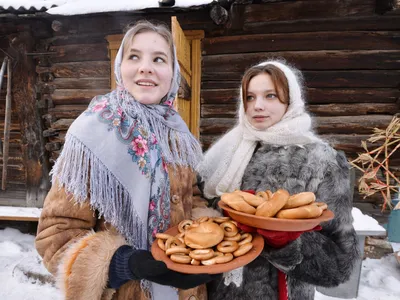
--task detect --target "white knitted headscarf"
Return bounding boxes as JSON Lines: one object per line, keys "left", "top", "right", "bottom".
{"left": 197, "top": 60, "right": 324, "bottom": 199}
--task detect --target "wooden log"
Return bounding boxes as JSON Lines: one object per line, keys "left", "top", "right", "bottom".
{"left": 202, "top": 50, "right": 400, "bottom": 72}
{"left": 200, "top": 115, "right": 394, "bottom": 135}
{"left": 178, "top": 10, "right": 400, "bottom": 37}
{"left": 203, "top": 70, "right": 400, "bottom": 88}
{"left": 52, "top": 77, "right": 110, "bottom": 89}
{"left": 240, "top": 15, "right": 400, "bottom": 36}
{"left": 36, "top": 61, "right": 110, "bottom": 78}
{"left": 201, "top": 103, "right": 399, "bottom": 118}
{"left": 49, "top": 43, "right": 109, "bottom": 63}
{"left": 48, "top": 105, "right": 87, "bottom": 119}
{"left": 45, "top": 142, "right": 61, "bottom": 152}
{"left": 51, "top": 89, "right": 109, "bottom": 105}
{"left": 201, "top": 104, "right": 237, "bottom": 117}
{"left": 244, "top": 1, "right": 375, "bottom": 23}
{"left": 50, "top": 119, "right": 74, "bottom": 131}
{"left": 201, "top": 88, "right": 400, "bottom": 104}
{"left": 307, "top": 88, "right": 400, "bottom": 104}
{"left": 203, "top": 31, "right": 400, "bottom": 55}
{"left": 315, "top": 115, "right": 394, "bottom": 134}
{"left": 308, "top": 103, "right": 399, "bottom": 116}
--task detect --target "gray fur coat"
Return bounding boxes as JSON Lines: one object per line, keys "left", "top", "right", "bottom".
{"left": 206, "top": 142, "right": 360, "bottom": 300}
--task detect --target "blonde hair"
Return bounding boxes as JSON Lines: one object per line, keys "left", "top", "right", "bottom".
{"left": 122, "top": 20, "right": 175, "bottom": 67}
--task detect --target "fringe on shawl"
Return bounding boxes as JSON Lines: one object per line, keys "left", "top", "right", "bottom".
{"left": 51, "top": 133, "right": 147, "bottom": 250}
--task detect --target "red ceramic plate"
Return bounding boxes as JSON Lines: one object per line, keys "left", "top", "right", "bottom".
{"left": 151, "top": 225, "right": 264, "bottom": 274}
{"left": 218, "top": 201, "right": 334, "bottom": 232}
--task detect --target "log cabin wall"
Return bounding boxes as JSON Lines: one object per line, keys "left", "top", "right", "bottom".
{"left": 177, "top": 0, "right": 400, "bottom": 222}
{"left": 0, "top": 18, "right": 51, "bottom": 207}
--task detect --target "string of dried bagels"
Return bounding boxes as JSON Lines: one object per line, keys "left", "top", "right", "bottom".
{"left": 156, "top": 216, "right": 254, "bottom": 265}
{"left": 221, "top": 190, "right": 328, "bottom": 219}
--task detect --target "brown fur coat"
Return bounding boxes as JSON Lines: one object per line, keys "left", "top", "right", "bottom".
{"left": 35, "top": 166, "right": 209, "bottom": 300}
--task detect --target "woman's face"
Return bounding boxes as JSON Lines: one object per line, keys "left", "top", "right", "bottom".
{"left": 121, "top": 31, "right": 173, "bottom": 105}
{"left": 245, "top": 73, "right": 288, "bottom": 130}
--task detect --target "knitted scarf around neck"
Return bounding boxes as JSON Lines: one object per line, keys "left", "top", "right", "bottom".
{"left": 197, "top": 61, "right": 324, "bottom": 199}
{"left": 51, "top": 31, "right": 202, "bottom": 251}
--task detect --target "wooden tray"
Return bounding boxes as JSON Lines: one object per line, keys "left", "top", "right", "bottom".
{"left": 219, "top": 201, "right": 334, "bottom": 232}
{"left": 151, "top": 225, "right": 264, "bottom": 274}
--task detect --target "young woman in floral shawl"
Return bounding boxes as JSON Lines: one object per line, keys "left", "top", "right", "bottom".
{"left": 35, "top": 20, "right": 215, "bottom": 300}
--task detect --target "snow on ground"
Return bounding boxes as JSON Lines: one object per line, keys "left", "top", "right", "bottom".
{"left": 0, "top": 227, "right": 399, "bottom": 300}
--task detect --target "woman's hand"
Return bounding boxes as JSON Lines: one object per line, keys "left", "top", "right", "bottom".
{"left": 109, "top": 246, "right": 219, "bottom": 289}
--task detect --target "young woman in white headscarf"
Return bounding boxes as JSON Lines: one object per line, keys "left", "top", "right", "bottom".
{"left": 196, "top": 60, "right": 359, "bottom": 300}
{"left": 35, "top": 20, "right": 216, "bottom": 300}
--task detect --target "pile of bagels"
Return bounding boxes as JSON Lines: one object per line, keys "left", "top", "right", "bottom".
{"left": 156, "top": 216, "right": 254, "bottom": 265}
{"left": 221, "top": 190, "right": 328, "bottom": 219}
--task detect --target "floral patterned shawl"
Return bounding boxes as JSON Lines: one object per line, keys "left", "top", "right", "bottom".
{"left": 51, "top": 32, "right": 202, "bottom": 253}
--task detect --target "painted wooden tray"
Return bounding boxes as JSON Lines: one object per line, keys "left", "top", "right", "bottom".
{"left": 151, "top": 225, "right": 264, "bottom": 274}
{"left": 218, "top": 201, "right": 334, "bottom": 232}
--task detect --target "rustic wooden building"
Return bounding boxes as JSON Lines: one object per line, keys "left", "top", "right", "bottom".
{"left": 0, "top": 0, "right": 399, "bottom": 223}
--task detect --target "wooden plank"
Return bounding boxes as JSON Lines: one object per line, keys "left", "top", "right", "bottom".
{"left": 172, "top": 17, "right": 192, "bottom": 80}
{"left": 52, "top": 77, "right": 110, "bottom": 89}
{"left": 51, "top": 89, "right": 109, "bottom": 105}
{"left": 203, "top": 31, "right": 400, "bottom": 55}
{"left": 200, "top": 115, "right": 394, "bottom": 135}
{"left": 244, "top": 1, "right": 375, "bottom": 23}
{"left": 190, "top": 38, "right": 202, "bottom": 139}
{"left": 36, "top": 61, "right": 110, "bottom": 78}
{"left": 2, "top": 58, "right": 12, "bottom": 190}
{"left": 202, "top": 50, "right": 400, "bottom": 72}
{"left": 201, "top": 88, "right": 400, "bottom": 104}
{"left": 203, "top": 70, "right": 400, "bottom": 88}
{"left": 49, "top": 43, "right": 109, "bottom": 63}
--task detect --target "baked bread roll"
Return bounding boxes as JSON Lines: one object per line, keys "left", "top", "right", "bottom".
{"left": 276, "top": 203, "right": 323, "bottom": 219}
{"left": 283, "top": 192, "right": 316, "bottom": 209}
{"left": 184, "top": 222, "right": 225, "bottom": 249}
{"left": 313, "top": 202, "right": 328, "bottom": 211}
{"left": 234, "top": 190, "right": 266, "bottom": 207}
{"left": 221, "top": 193, "right": 257, "bottom": 214}
{"left": 255, "top": 189, "right": 290, "bottom": 217}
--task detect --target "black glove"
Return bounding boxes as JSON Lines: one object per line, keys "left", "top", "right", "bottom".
{"left": 109, "top": 245, "right": 219, "bottom": 290}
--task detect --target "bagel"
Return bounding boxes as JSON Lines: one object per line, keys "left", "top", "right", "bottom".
{"left": 283, "top": 192, "right": 316, "bottom": 209}
{"left": 221, "top": 193, "right": 257, "bottom": 214}
{"left": 255, "top": 189, "right": 290, "bottom": 217}
{"left": 184, "top": 221, "right": 224, "bottom": 249}
{"left": 276, "top": 203, "right": 323, "bottom": 219}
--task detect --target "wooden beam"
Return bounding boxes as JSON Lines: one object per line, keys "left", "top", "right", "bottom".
{"left": 2, "top": 58, "right": 12, "bottom": 190}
